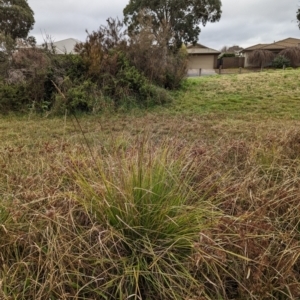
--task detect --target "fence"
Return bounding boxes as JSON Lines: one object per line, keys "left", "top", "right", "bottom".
{"left": 187, "top": 68, "right": 217, "bottom": 77}
{"left": 221, "top": 57, "right": 245, "bottom": 69}
{"left": 187, "top": 67, "right": 283, "bottom": 77}
{"left": 217, "top": 65, "right": 290, "bottom": 75}
{"left": 187, "top": 67, "right": 251, "bottom": 76}
{"left": 217, "top": 67, "right": 253, "bottom": 75}
{"left": 188, "top": 65, "right": 290, "bottom": 77}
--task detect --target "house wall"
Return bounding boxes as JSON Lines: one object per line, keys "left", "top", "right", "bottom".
{"left": 188, "top": 54, "right": 215, "bottom": 69}
{"left": 213, "top": 55, "right": 219, "bottom": 69}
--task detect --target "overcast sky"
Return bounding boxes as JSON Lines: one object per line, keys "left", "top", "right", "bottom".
{"left": 28, "top": 0, "right": 300, "bottom": 50}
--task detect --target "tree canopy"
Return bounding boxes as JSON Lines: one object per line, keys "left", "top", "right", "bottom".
{"left": 297, "top": 8, "right": 300, "bottom": 29}
{"left": 220, "top": 45, "right": 243, "bottom": 53}
{"left": 0, "top": 0, "right": 35, "bottom": 40}
{"left": 123, "top": 0, "right": 222, "bottom": 49}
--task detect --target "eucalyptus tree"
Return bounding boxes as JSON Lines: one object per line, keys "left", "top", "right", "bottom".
{"left": 0, "top": 0, "right": 35, "bottom": 40}
{"left": 123, "top": 0, "right": 222, "bottom": 50}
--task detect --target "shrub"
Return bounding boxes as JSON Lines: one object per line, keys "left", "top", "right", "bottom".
{"left": 75, "top": 19, "right": 177, "bottom": 109}
{"left": 1, "top": 47, "right": 92, "bottom": 114}
{"left": 127, "top": 13, "right": 188, "bottom": 89}
{"left": 141, "top": 84, "right": 173, "bottom": 105}
{"left": 278, "top": 46, "right": 300, "bottom": 67}
{"left": 272, "top": 55, "right": 291, "bottom": 68}
{"left": 52, "top": 78, "right": 109, "bottom": 114}
{"left": 12, "top": 47, "right": 50, "bottom": 72}
{"left": 93, "top": 50, "right": 173, "bottom": 108}
{"left": 75, "top": 17, "right": 127, "bottom": 80}
{"left": 248, "top": 49, "right": 274, "bottom": 68}
{"left": 164, "top": 46, "right": 188, "bottom": 89}
{"left": 0, "top": 17, "right": 178, "bottom": 114}
{"left": 50, "top": 54, "right": 88, "bottom": 81}
{"left": 0, "top": 83, "right": 32, "bottom": 112}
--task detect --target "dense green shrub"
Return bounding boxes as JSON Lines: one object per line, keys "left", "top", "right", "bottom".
{"left": 1, "top": 48, "right": 90, "bottom": 114}
{"left": 0, "top": 17, "right": 181, "bottom": 114}
{"left": 94, "top": 50, "right": 173, "bottom": 108}
{"left": 52, "top": 78, "right": 108, "bottom": 114}
{"left": 141, "top": 84, "right": 173, "bottom": 105}
{"left": 164, "top": 46, "right": 188, "bottom": 89}
{"left": 51, "top": 54, "right": 88, "bottom": 81}
{"left": 272, "top": 55, "right": 291, "bottom": 68}
{"left": 0, "top": 80, "right": 54, "bottom": 113}
{"left": 100, "top": 51, "right": 147, "bottom": 99}
{"left": 0, "top": 83, "right": 31, "bottom": 112}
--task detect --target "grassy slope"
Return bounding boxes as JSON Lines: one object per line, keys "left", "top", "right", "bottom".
{"left": 2, "top": 69, "right": 300, "bottom": 146}
{"left": 172, "top": 70, "right": 300, "bottom": 118}
{"left": 1, "top": 69, "right": 300, "bottom": 299}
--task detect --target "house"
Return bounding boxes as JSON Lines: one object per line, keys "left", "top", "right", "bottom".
{"left": 40, "top": 38, "right": 80, "bottom": 54}
{"left": 187, "top": 43, "right": 221, "bottom": 75}
{"left": 243, "top": 37, "right": 300, "bottom": 67}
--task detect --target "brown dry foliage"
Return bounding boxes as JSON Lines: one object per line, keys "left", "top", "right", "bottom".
{"left": 75, "top": 18, "right": 127, "bottom": 79}
{"left": 127, "top": 11, "right": 187, "bottom": 88}
{"left": 279, "top": 46, "right": 300, "bottom": 67}
{"left": 248, "top": 49, "right": 275, "bottom": 68}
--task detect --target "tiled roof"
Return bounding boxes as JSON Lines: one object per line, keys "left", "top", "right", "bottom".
{"left": 243, "top": 44, "right": 269, "bottom": 51}
{"left": 244, "top": 38, "right": 300, "bottom": 52}
{"left": 187, "top": 43, "right": 220, "bottom": 54}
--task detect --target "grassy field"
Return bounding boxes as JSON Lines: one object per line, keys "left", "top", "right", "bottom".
{"left": 1, "top": 69, "right": 300, "bottom": 299}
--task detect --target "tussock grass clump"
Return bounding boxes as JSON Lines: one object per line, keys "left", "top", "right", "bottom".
{"left": 0, "top": 138, "right": 223, "bottom": 300}
{"left": 72, "top": 141, "right": 219, "bottom": 299}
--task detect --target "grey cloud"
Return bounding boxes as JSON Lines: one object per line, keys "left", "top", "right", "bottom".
{"left": 27, "top": 0, "right": 300, "bottom": 49}
{"left": 200, "top": 0, "right": 299, "bottom": 49}
{"left": 28, "top": 0, "right": 128, "bottom": 42}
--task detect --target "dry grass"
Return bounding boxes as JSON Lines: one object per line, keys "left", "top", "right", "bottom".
{"left": 1, "top": 70, "right": 300, "bottom": 299}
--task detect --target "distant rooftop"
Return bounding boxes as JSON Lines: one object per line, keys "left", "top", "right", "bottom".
{"left": 244, "top": 38, "right": 300, "bottom": 52}
{"left": 39, "top": 38, "right": 81, "bottom": 54}
{"left": 187, "top": 43, "right": 221, "bottom": 54}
